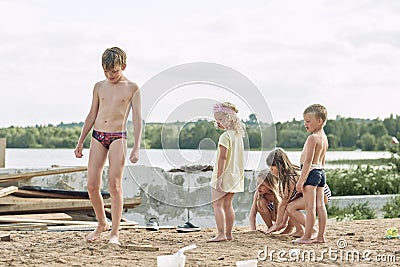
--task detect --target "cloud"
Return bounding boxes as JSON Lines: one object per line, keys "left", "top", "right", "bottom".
{"left": 0, "top": 0, "right": 399, "bottom": 126}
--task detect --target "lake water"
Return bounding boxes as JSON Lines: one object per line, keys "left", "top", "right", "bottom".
{"left": 2, "top": 148, "right": 392, "bottom": 228}
{"left": 4, "top": 148, "right": 391, "bottom": 170}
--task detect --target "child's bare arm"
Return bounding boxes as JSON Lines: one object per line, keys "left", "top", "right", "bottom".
{"left": 249, "top": 192, "right": 258, "bottom": 230}
{"left": 216, "top": 144, "right": 228, "bottom": 191}
{"left": 130, "top": 84, "right": 142, "bottom": 163}
{"left": 297, "top": 135, "right": 317, "bottom": 193}
{"left": 273, "top": 198, "right": 289, "bottom": 228}
{"left": 264, "top": 197, "right": 288, "bottom": 234}
{"left": 281, "top": 211, "right": 290, "bottom": 226}
{"left": 274, "top": 184, "right": 294, "bottom": 230}
{"left": 74, "top": 86, "right": 99, "bottom": 158}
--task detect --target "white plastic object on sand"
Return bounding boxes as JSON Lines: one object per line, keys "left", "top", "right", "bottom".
{"left": 236, "top": 259, "right": 258, "bottom": 267}
{"left": 157, "top": 244, "right": 197, "bottom": 267}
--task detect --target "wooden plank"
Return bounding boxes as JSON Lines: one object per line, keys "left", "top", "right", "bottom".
{"left": 0, "top": 223, "right": 47, "bottom": 231}
{"left": 47, "top": 223, "right": 151, "bottom": 232}
{"left": 0, "top": 212, "right": 72, "bottom": 221}
{"left": 0, "top": 186, "right": 18, "bottom": 198}
{"left": 0, "top": 217, "right": 139, "bottom": 226}
{"left": 13, "top": 189, "right": 88, "bottom": 199}
{"left": 0, "top": 166, "right": 87, "bottom": 183}
{"left": 14, "top": 187, "right": 110, "bottom": 199}
{"left": 0, "top": 218, "right": 97, "bottom": 225}
{"left": 47, "top": 225, "right": 96, "bottom": 232}
{"left": 0, "top": 196, "right": 141, "bottom": 214}
{"left": 0, "top": 195, "right": 89, "bottom": 205}
{"left": 0, "top": 195, "right": 131, "bottom": 205}
{"left": 0, "top": 218, "right": 98, "bottom": 225}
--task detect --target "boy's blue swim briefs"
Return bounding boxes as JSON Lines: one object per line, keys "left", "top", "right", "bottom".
{"left": 303, "top": 169, "right": 326, "bottom": 187}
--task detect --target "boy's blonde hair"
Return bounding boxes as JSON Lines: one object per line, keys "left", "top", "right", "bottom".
{"left": 102, "top": 47, "right": 126, "bottom": 70}
{"left": 303, "top": 104, "right": 327, "bottom": 122}
{"left": 213, "top": 101, "right": 245, "bottom": 137}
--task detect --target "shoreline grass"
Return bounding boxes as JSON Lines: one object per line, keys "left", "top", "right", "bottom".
{"left": 326, "top": 158, "right": 392, "bottom": 166}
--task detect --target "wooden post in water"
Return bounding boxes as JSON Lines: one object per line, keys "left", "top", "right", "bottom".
{"left": 0, "top": 138, "right": 6, "bottom": 168}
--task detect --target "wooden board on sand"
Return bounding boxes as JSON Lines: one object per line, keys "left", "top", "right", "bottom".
{"left": 0, "top": 223, "right": 48, "bottom": 231}
{"left": 47, "top": 224, "right": 172, "bottom": 232}
{"left": 0, "top": 166, "right": 87, "bottom": 183}
{"left": 0, "top": 212, "right": 72, "bottom": 221}
{"left": 14, "top": 186, "right": 110, "bottom": 199}
{"left": 0, "top": 186, "right": 18, "bottom": 198}
{"left": 0, "top": 217, "right": 139, "bottom": 226}
{"left": 13, "top": 189, "right": 88, "bottom": 199}
{"left": 0, "top": 196, "right": 141, "bottom": 214}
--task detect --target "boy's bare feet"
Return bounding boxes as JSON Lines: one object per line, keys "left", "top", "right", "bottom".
{"left": 208, "top": 234, "right": 227, "bottom": 242}
{"left": 85, "top": 223, "right": 110, "bottom": 242}
{"left": 311, "top": 231, "right": 318, "bottom": 240}
{"left": 292, "top": 237, "right": 312, "bottom": 244}
{"left": 226, "top": 235, "right": 234, "bottom": 241}
{"left": 312, "top": 237, "right": 326, "bottom": 243}
{"left": 109, "top": 235, "right": 121, "bottom": 245}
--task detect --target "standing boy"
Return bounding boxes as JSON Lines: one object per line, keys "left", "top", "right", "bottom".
{"left": 74, "top": 47, "right": 142, "bottom": 245}
{"left": 292, "top": 104, "right": 328, "bottom": 244}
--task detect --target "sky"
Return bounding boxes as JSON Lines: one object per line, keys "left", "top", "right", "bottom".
{"left": 0, "top": 0, "right": 399, "bottom": 127}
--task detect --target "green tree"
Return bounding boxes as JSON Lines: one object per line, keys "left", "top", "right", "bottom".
{"left": 327, "top": 133, "right": 339, "bottom": 148}
{"left": 370, "top": 123, "right": 388, "bottom": 139}
{"left": 325, "top": 120, "right": 342, "bottom": 146}
{"left": 339, "top": 118, "right": 359, "bottom": 148}
{"left": 277, "top": 129, "right": 307, "bottom": 148}
{"left": 383, "top": 114, "right": 398, "bottom": 136}
{"left": 0, "top": 114, "right": 399, "bottom": 150}
{"left": 377, "top": 135, "right": 392, "bottom": 151}
{"left": 360, "top": 133, "right": 377, "bottom": 151}
{"left": 246, "top": 126, "right": 261, "bottom": 149}
{"left": 144, "top": 124, "right": 162, "bottom": 149}
{"left": 161, "top": 125, "right": 180, "bottom": 149}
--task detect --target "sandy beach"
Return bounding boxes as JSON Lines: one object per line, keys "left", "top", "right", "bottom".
{"left": 0, "top": 218, "right": 399, "bottom": 266}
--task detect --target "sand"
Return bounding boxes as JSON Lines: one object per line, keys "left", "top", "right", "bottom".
{"left": 0, "top": 218, "right": 399, "bottom": 266}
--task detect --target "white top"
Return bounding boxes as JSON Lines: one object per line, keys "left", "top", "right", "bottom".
{"left": 210, "top": 130, "right": 244, "bottom": 193}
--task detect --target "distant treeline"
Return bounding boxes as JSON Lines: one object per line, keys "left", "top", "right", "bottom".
{"left": 0, "top": 114, "right": 399, "bottom": 151}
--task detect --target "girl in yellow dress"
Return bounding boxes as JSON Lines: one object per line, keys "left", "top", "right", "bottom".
{"left": 209, "top": 102, "right": 245, "bottom": 242}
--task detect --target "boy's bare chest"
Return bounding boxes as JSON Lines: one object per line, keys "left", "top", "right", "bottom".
{"left": 98, "top": 88, "right": 133, "bottom": 106}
